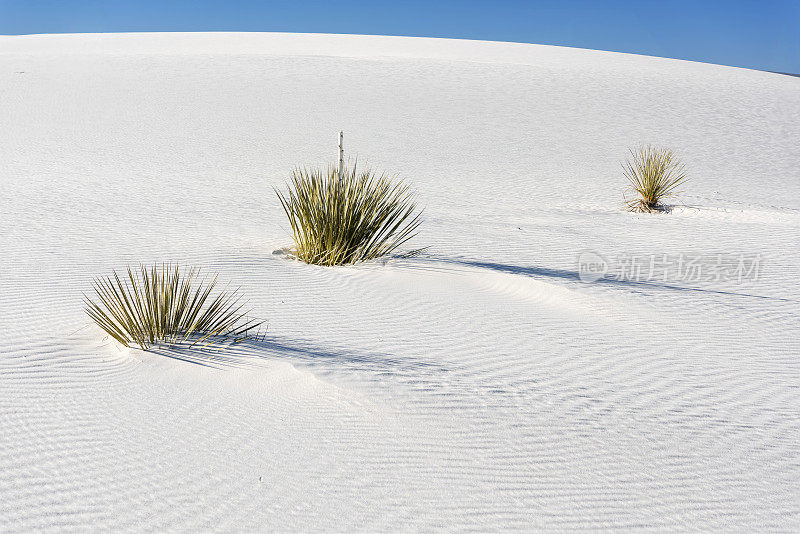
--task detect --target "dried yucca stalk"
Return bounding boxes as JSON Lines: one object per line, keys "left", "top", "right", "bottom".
{"left": 623, "top": 145, "right": 688, "bottom": 212}
{"left": 276, "top": 164, "right": 424, "bottom": 266}
{"left": 84, "top": 264, "right": 263, "bottom": 350}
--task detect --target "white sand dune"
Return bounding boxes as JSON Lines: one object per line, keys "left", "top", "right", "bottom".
{"left": 1, "top": 32, "right": 799, "bottom": 531}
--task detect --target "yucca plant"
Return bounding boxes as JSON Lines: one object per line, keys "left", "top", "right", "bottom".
{"left": 276, "top": 164, "right": 424, "bottom": 266}
{"left": 84, "top": 264, "right": 264, "bottom": 350}
{"left": 623, "top": 145, "right": 688, "bottom": 212}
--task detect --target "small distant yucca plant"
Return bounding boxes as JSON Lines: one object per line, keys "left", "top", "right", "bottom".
{"left": 84, "top": 264, "right": 264, "bottom": 350}
{"left": 276, "top": 165, "right": 424, "bottom": 266}
{"left": 623, "top": 145, "right": 688, "bottom": 212}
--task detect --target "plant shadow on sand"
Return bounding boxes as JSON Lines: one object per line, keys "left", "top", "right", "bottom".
{"left": 403, "top": 255, "right": 797, "bottom": 303}
{"left": 140, "top": 253, "right": 794, "bottom": 370}
{"left": 146, "top": 335, "right": 451, "bottom": 376}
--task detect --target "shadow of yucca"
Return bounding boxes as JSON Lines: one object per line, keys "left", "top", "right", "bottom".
{"left": 146, "top": 335, "right": 450, "bottom": 378}
{"left": 405, "top": 254, "right": 791, "bottom": 302}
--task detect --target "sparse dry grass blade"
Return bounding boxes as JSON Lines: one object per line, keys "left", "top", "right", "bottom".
{"left": 276, "top": 164, "right": 425, "bottom": 266}
{"left": 84, "top": 264, "right": 264, "bottom": 350}
{"left": 623, "top": 145, "right": 688, "bottom": 212}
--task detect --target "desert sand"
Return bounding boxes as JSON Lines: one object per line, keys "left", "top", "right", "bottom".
{"left": 1, "top": 32, "right": 799, "bottom": 531}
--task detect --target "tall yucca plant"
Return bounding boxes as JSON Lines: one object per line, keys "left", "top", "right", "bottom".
{"left": 623, "top": 145, "right": 688, "bottom": 212}
{"left": 84, "top": 264, "right": 264, "bottom": 350}
{"left": 276, "top": 164, "right": 424, "bottom": 266}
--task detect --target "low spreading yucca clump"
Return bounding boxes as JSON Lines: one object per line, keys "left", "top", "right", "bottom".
{"left": 623, "top": 145, "right": 688, "bottom": 212}
{"left": 84, "top": 264, "right": 264, "bottom": 350}
{"left": 276, "top": 165, "right": 424, "bottom": 266}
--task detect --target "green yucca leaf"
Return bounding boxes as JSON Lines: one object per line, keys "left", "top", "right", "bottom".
{"left": 623, "top": 145, "right": 688, "bottom": 212}
{"left": 84, "top": 264, "right": 265, "bottom": 351}
{"left": 276, "top": 164, "right": 425, "bottom": 266}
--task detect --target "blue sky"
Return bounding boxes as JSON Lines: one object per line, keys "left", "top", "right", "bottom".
{"left": 1, "top": 0, "right": 798, "bottom": 73}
